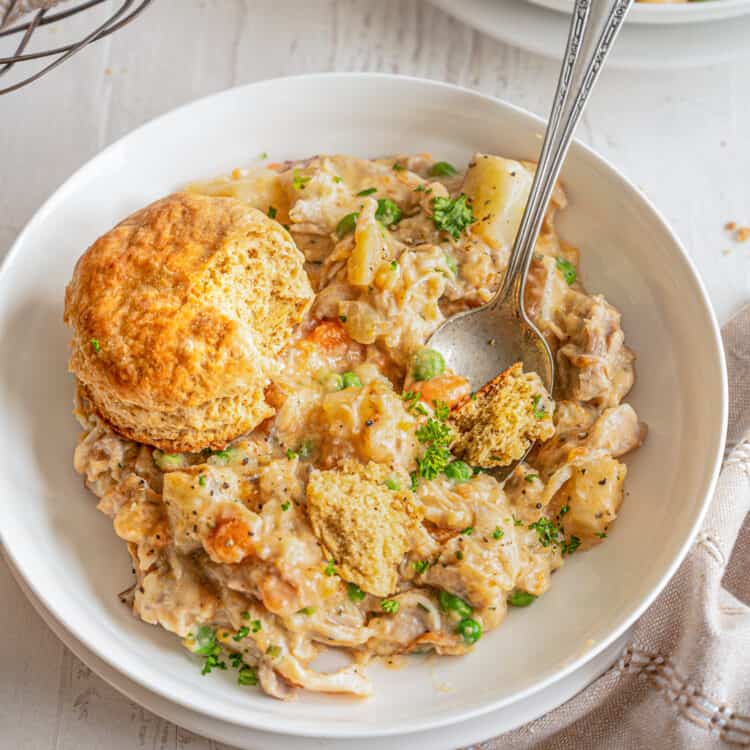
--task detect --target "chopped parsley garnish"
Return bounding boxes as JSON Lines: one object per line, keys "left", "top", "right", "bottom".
{"left": 455, "top": 550, "right": 464, "bottom": 560}
{"left": 413, "top": 559, "right": 430, "bottom": 574}
{"left": 555, "top": 257, "right": 577, "bottom": 285}
{"left": 251, "top": 619, "right": 262, "bottom": 633}
{"left": 333, "top": 175, "right": 343, "bottom": 183}
{"left": 297, "top": 439, "right": 314, "bottom": 459}
{"left": 339, "top": 314, "right": 347, "bottom": 323}
{"left": 561, "top": 535, "right": 581, "bottom": 555}
{"left": 460, "top": 526, "right": 474, "bottom": 536}
{"left": 375, "top": 197, "right": 402, "bottom": 226}
{"left": 532, "top": 395, "right": 546, "bottom": 420}
{"left": 266, "top": 645, "right": 281, "bottom": 658}
{"left": 296, "top": 606, "right": 316, "bottom": 616}
{"left": 559, "top": 504, "right": 570, "bottom": 516}
{"left": 198, "top": 474, "right": 206, "bottom": 487}
{"left": 381, "top": 599, "right": 400, "bottom": 614}
{"left": 193, "top": 626, "right": 226, "bottom": 675}
{"left": 413, "top": 403, "right": 429, "bottom": 416}
{"left": 392, "top": 162, "right": 406, "bottom": 171}
{"left": 292, "top": 169, "right": 310, "bottom": 190}
{"left": 390, "top": 259, "right": 399, "bottom": 271}
{"left": 432, "top": 194, "right": 475, "bottom": 240}
{"left": 402, "top": 390, "right": 420, "bottom": 407}
{"left": 512, "top": 515, "right": 524, "bottom": 526}
{"left": 432, "top": 400, "right": 450, "bottom": 421}
{"left": 336, "top": 211, "right": 359, "bottom": 238}
{"left": 384, "top": 476, "right": 401, "bottom": 491}
{"left": 415, "top": 415, "right": 454, "bottom": 481}
{"left": 410, "top": 471, "right": 419, "bottom": 492}
{"left": 281, "top": 501, "right": 290, "bottom": 512}
{"left": 258, "top": 151, "right": 268, "bottom": 159}
{"left": 90, "top": 338, "right": 100, "bottom": 353}
{"left": 444, "top": 252, "right": 458, "bottom": 276}
{"left": 416, "top": 418, "right": 452, "bottom": 446}
{"left": 524, "top": 474, "right": 539, "bottom": 483}
{"left": 241, "top": 611, "right": 250, "bottom": 620}
{"left": 429, "top": 161, "right": 457, "bottom": 177}
{"left": 285, "top": 448, "right": 298, "bottom": 460}
{"left": 596, "top": 532, "right": 608, "bottom": 539}
{"left": 417, "top": 444, "right": 453, "bottom": 481}
{"left": 324, "top": 559, "right": 337, "bottom": 576}
{"left": 508, "top": 591, "right": 537, "bottom": 607}
{"left": 347, "top": 582, "right": 365, "bottom": 602}
{"left": 357, "top": 187, "right": 377, "bottom": 196}
{"left": 492, "top": 527, "right": 504, "bottom": 540}
{"left": 528, "top": 517, "right": 561, "bottom": 547}
{"left": 267, "top": 206, "right": 277, "bottom": 219}
{"left": 232, "top": 626, "right": 250, "bottom": 642}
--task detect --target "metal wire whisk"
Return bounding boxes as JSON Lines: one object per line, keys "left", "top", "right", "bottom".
{"left": 0, "top": 0, "right": 153, "bottom": 96}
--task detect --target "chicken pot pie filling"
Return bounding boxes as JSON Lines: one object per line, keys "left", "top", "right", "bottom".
{"left": 73, "top": 153, "right": 645, "bottom": 700}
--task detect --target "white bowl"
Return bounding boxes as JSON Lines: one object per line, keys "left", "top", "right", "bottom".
{"left": 0, "top": 73, "right": 727, "bottom": 739}
{"left": 527, "top": 0, "right": 750, "bottom": 24}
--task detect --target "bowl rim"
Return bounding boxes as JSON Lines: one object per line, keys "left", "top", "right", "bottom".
{"left": 0, "top": 72, "right": 728, "bottom": 738}
{"left": 525, "top": 0, "right": 750, "bottom": 24}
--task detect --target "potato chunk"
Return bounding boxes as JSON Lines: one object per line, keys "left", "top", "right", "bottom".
{"left": 462, "top": 154, "right": 532, "bottom": 249}
{"left": 306, "top": 461, "right": 422, "bottom": 596}
{"left": 548, "top": 454, "right": 626, "bottom": 547}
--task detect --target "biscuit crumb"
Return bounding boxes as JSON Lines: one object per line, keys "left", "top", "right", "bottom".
{"left": 306, "top": 461, "right": 421, "bottom": 597}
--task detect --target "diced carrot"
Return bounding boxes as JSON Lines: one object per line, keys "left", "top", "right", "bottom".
{"left": 204, "top": 517, "right": 254, "bottom": 564}
{"left": 306, "top": 319, "right": 352, "bottom": 353}
{"left": 413, "top": 374, "right": 471, "bottom": 409}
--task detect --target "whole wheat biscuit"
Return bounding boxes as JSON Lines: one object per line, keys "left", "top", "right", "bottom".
{"left": 64, "top": 192, "right": 313, "bottom": 452}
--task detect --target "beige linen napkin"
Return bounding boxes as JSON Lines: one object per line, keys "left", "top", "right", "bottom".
{"left": 0, "top": 0, "right": 60, "bottom": 29}
{"left": 476, "top": 304, "right": 750, "bottom": 749}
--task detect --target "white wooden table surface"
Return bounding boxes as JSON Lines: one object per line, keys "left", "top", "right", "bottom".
{"left": 1, "top": 1, "right": 748, "bottom": 748}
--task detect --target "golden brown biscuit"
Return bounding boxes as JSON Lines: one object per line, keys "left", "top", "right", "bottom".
{"left": 64, "top": 192, "right": 313, "bottom": 452}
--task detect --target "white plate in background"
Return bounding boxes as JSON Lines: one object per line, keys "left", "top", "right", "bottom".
{"left": 430, "top": 0, "right": 750, "bottom": 68}
{"left": 528, "top": 0, "right": 750, "bottom": 24}
{"left": 0, "top": 73, "right": 726, "bottom": 739}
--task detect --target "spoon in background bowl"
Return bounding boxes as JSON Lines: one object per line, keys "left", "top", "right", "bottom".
{"left": 427, "top": 0, "right": 634, "bottom": 478}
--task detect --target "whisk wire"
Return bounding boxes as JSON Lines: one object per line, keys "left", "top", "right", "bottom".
{"left": 0, "top": 0, "right": 153, "bottom": 95}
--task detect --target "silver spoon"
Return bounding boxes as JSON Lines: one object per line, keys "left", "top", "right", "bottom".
{"left": 428, "top": 0, "right": 634, "bottom": 477}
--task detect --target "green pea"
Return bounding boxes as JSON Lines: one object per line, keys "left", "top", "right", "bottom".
{"left": 384, "top": 476, "right": 401, "bottom": 491}
{"left": 507, "top": 591, "right": 537, "bottom": 607}
{"left": 444, "top": 460, "right": 473, "bottom": 483}
{"left": 411, "top": 347, "right": 445, "bottom": 382}
{"left": 456, "top": 617, "right": 482, "bottom": 645}
{"left": 438, "top": 590, "right": 473, "bottom": 618}
{"left": 341, "top": 371, "right": 362, "bottom": 389}
{"left": 208, "top": 447, "right": 239, "bottom": 466}
{"left": 375, "top": 198, "right": 402, "bottom": 227}
{"left": 152, "top": 450, "right": 186, "bottom": 471}
{"left": 429, "top": 161, "right": 457, "bottom": 177}
{"left": 319, "top": 371, "right": 344, "bottom": 392}
{"left": 347, "top": 582, "right": 365, "bottom": 602}
{"left": 336, "top": 212, "right": 359, "bottom": 238}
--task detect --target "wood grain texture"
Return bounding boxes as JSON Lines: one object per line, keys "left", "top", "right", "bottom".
{"left": 0, "top": 1, "right": 748, "bottom": 748}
